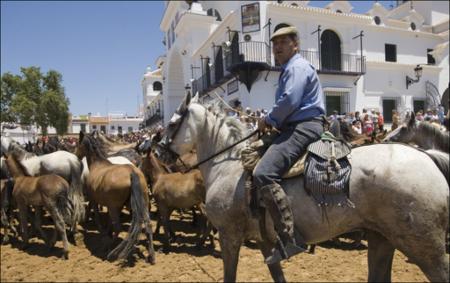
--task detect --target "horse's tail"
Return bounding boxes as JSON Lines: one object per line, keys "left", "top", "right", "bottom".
{"left": 1, "top": 179, "right": 14, "bottom": 227}
{"left": 425, "top": 149, "right": 449, "bottom": 186}
{"left": 107, "top": 171, "right": 152, "bottom": 261}
{"left": 68, "top": 160, "right": 86, "bottom": 225}
{"left": 56, "top": 184, "right": 75, "bottom": 226}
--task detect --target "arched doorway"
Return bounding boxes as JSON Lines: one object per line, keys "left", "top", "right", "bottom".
{"left": 321, "top": 30, "right": 341, "bottom": 71}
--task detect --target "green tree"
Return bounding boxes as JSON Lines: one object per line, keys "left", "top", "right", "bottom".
{"left": 0, "top": 72, "right": 21, "bottom": 122}
{"left": 1, "top": 67, "right": 70, "bottom": 135}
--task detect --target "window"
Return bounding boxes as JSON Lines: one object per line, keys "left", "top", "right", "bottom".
{"left": 80, "top": 123, "right": 86, "bottom": 133}
{"left": 153, "top": 81, "right": 162, "bottom": 91}
{"left": 374, "top": 16, "right": 381, "bottom": 25}
{"left": 427, "top": 49, "right": 436, "bottom": 65}
{"left": 100, "top": 125, "right": 106, "bottom": 133}
{"left": 110, "top": 125, "right": 115, "bottom": 130}
{"left": 118, "top": 126, "right": 122, "bottom": 134}
{"left": 410, "top": 22, "right": 416, "bottom": 30}
{"left": 385, "top": 44, "right": 397, "bottom": 62}
{"left": 336, "top": 9, "right": 343, "bottom": 13}
{"left": 128, "top": 127, "right": 133, "bottom": 133}
{"left": 92, "top": 125, "right": 97, "bottom": 130}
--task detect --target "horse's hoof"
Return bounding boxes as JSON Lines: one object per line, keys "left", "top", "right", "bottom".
{"left": 195, "top": 243, "right": 204, "bottom": 250}
{"left": 62, "top": 251, "right": 69, "bottom": 260}
{"left": 146, "top": 255, "right": 156, "bottom": 265}
{"left": 1, "top": 236, "right": 10, "bottom": 245}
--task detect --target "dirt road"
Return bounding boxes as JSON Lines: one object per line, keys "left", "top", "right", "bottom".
{"left": 1, "top": 210, "right": 430, "bottom": 282}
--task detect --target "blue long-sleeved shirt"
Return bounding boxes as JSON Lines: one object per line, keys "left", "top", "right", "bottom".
{"left": 265, "top": 53, "right": 325, "bottom": 129}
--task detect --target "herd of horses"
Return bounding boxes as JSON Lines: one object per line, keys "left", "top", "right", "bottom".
{"left": 1, "top": 94, "right": 449, "bottom": 282}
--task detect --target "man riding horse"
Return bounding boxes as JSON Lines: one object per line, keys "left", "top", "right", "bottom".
{"left": 254, "top": 25, "right": 326, "bottom": 264}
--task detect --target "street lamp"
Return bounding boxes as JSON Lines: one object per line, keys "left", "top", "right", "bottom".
{"left": 406, "top": 64, "right": 423, "bottom": 89}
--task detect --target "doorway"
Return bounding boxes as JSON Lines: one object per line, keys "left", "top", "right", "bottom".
{"left": 382, "top": 99, "right": 397, "bottom": 122}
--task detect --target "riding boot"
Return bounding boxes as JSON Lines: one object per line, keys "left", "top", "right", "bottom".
{"left": 260, "top": 183, "right": 306, "bottom": 264}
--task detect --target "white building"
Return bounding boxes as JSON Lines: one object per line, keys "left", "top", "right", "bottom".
{"left": 107, "top": 113, "right": 143, "bottom": 135}
{"left": 158, "top": 0, "right": 449, "bottom": 124}
{"left": 141, "top": 57, "right": 165, "bottom": 128}
{"left": 70, "top": 114, "right": 90, "bottom": 134}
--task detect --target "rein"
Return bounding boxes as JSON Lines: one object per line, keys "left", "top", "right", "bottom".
{"left": 176, "top": 129, "right": 259, "bottom": 173}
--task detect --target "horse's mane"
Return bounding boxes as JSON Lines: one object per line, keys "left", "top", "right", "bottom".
{"left": 205, "top": 103, "right": 247, "bottom": 144}
{"left": 418, "top": 122, "right": 449, "bottom": 150}
{"left": 9, "top": 141, "right": 35, "bottom": 161}
{"left": 83, "top": 134, "right": 108, "bottom": 160}
{"left": 6, "top": 154, "right": 31, "bottom": 177}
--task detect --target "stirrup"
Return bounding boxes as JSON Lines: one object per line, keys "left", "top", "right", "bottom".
{"left": 264, "top": 238, "right": 306, "bottom": 265}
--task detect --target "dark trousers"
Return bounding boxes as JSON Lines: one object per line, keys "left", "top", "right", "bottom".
{"left": 253, "top": 119, "right": 324, "bottom": 187}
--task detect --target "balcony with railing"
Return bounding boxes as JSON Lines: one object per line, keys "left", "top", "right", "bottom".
{"left": 191, "top": 41, "right": 365, "bottom": 95}
{"left": 299, "top": 50, "right": 366, "bottom": 75}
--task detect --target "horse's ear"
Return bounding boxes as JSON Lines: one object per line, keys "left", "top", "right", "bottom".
{"left": 408, "top": 111, "right": 416, "bottom": 128}
{"left": 192, "top": 92, "right": 199, "bottom": 103}
{"left": 79, "top": 131, "right": 84, "bottom": 141}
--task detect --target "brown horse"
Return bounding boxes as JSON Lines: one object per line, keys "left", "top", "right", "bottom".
{"left": 141, "top": 150, "right": 213, "bottom": 252}
{"left": 76, "top": 131, "right": 155, "bottom": 263}
{"left": 92, "top": 130, "right": 137, "bottom": 154}
{"left": 3, "top": 153, "right": 75, "bottom": 259}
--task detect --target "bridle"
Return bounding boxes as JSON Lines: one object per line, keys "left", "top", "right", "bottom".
{"left": 160, "top": 105, "right": 259, "bottom": 173}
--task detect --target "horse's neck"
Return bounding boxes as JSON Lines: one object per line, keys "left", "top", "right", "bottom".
{"left": 86, "top": 154, "right": 111, "bottom": 170}
{"left": 414, "top": 124, "right": 448, "bottom": 150}
{"left": 5, "top": 158, "right": 26, "bottom": 178}
{"left": 194, "top": 113, "right": 245, "bottom": 186}
{"left": 10, "top": 146, "right": 40, "bottom": 176}
{"left": 148, "top": 153, "right": 167, "bottom": 182}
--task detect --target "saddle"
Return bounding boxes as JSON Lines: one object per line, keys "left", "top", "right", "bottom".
{"left": 242, "top": 131, "right": 353, "bottom": 215}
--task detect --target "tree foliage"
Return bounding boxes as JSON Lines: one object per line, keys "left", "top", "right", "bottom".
{"left": 1, "top": 67, "right": 70, "bottom": 135}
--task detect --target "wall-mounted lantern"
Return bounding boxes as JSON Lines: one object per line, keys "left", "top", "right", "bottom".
{"left": 406, "top": 64, "right": 423, "bottom": 89}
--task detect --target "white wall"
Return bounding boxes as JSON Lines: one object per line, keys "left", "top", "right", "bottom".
{"left": 108, "top": 118, "right": 143, "bottom": 135}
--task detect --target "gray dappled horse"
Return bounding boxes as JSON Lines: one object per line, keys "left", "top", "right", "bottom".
{"left": 383, "top": 111, "right": 449, "bottom": 153}
{"left": 160, "top": 92, "right": 449, "bottom": 282}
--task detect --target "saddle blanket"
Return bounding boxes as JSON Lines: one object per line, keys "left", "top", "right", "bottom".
{"left": 243, "top": 131, "right": 354, "bottom": 210}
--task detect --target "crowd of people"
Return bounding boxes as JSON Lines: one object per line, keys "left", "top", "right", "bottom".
{"left": 223, "top": 103, "right": 449, "bottom": 140}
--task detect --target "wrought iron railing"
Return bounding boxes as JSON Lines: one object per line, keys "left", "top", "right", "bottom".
{"left": 192, "top": 42, "right": 365, "bottom": 95}
{"left": 299, "top": 50, "right": 366, "bottom": 74}
{"left": 224, "top": 41, "right": 272, "bottom": 69}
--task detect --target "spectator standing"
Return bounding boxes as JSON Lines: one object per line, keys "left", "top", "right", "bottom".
{"left": 352, "top": 120, "right": 362, "bottom": 134}
{"left": 391, "top": 110, "right": 400, "bottom": 130}
{"left": 377, "top": 111, "right": 384, "bottom": 132}
{"left": 437, "top": 105, "right": 445, "bottom": 125}
{"left": 363, "top": 115, "right": 374, "bottom": 135}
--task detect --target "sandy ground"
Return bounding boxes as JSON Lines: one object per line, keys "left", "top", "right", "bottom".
{"left": 0, "top": 208, "right": 432, "bottom": 282}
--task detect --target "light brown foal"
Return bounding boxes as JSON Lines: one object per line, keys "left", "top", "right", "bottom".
{"left": 3, "top": 153, "right": 73, "bottom": 259}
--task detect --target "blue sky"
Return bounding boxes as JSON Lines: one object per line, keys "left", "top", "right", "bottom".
{"left": 1, "top": 1, "right": 395, "bottom": 116}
